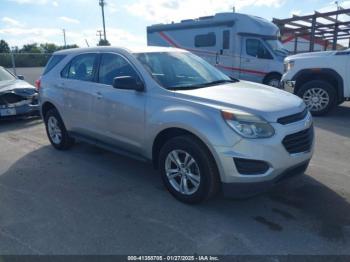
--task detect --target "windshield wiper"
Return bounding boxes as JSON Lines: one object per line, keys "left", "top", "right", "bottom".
{"left": 169, "top": 79, "right": 237, "bottom": 91}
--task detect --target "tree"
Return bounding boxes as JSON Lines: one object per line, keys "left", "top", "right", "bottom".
{"left": 40, "top": 43, "right": 59, "bottom": 53}
{"left": 20, "top": 43, "right": 42, "bottom": 53}
{"left": 0, "top": 39, "right": 10, "bottom": 53}
{"left": 60, "top": 44, "right": 79, "bottom": 50}
{"left": 98, "top": 39, "right": 111, "bottom": 46}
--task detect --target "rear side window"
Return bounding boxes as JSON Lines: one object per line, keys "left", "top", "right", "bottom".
{"left": 43, "top": 55, "right": 66, "bottom": 75}
{"left": 195, "top": 32, "right": 216, "bottom": 47}
{"left": 61, "top": 53, "right": 97, "bottom": 82}
{"left": 98, "top": 53, "right": 140, "bottom": 85}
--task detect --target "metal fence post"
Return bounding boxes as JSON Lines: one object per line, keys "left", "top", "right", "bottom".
{"left": 10, "top": 51, "right": 17, "bottom": 76}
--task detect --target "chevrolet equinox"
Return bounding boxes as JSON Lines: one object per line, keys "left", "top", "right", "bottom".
{"left": 40, "top": 46, "right": 314, "bottom": 204}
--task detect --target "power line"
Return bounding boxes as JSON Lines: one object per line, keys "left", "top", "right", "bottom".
{"left": 96, "top": 30, "right": 103, "bottom": 42}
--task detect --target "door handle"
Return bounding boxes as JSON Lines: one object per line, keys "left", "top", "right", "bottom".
{"left": 245, "top": 58, "right": 251, "bottom": 62}
{"left": 96, "top": 91, "right": 103, "bottom": 99}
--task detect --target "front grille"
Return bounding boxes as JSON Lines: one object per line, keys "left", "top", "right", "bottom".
{"left": 234, "top": 158, "right": 270, "bottom": 175}
{"left": 277, "top": 108, "right": 308, "bottom": 125}
{"left": 282, "top": 126, "right": 314, "bottom": 154}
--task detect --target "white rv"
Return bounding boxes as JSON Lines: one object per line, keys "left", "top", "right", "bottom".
{"left": 147, "top": 12, "right": 288, "bottom": 87}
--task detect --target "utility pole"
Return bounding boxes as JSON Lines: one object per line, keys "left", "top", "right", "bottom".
{"left": 99, "top": 0, "right": 107, "bottom": 41}
{"left": 96, "top": 30, "right": 103, "bottom": 42}
{"left": 62, "top": 29, "right": 67, "bottom": 47}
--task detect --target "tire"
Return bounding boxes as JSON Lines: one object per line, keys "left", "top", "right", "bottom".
{"left": 263, "top": 74, "right": 281, "bottom": 88}
{"left": 158, "top": 135, "right": 220, "bottom": 204}
{"left": 44, "top": 108, "right": 74, "bottom": 150}
{"left": 296, "top": 80, "right": 336, "bottom": 116}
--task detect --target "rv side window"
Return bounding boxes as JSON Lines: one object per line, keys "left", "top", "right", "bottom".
{"left": 246, "top": 39, "right": 273, "bottom": 60}
{"left": 223, "top": 30, "right": 230, "bottom": 49}
{"left": 195, "top": 32, "right": 216, "bottom": 47}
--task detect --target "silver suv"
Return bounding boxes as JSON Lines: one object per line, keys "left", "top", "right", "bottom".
{"left": 40, "top": 46, "right": 314, "bottom": 204}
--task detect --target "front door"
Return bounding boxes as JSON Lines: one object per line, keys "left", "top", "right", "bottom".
{"left": 92, "top": 52, "right": 146, "bottom": 155}
{"left": 240, "top": 37, "right": 274, "bottom": 83}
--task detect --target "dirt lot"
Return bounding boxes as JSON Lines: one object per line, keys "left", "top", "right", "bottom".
{"left": 0, "top": 103, "right": 349, "bottom": 255}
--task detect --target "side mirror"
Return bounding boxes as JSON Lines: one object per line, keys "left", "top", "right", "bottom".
{"left": 112, "top": 76, "right": 144, "bottom": 92}
{"left": 17, "top": 75, "right": 25, "bottom": 80}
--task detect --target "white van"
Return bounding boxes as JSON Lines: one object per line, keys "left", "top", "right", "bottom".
{"left": 147, "top": 12, "right": 288, "bottom": 87}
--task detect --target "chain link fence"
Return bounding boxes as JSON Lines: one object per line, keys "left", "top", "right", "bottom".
{"left": 0, "top": 53, "right": 52, "bottom": 68}
{"left": 0, "top": 53, "right": 51, "bottom": 84}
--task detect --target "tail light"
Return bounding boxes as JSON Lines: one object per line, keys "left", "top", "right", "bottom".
{"left": 35, "top": 78, "right": 41, "bottom": 91}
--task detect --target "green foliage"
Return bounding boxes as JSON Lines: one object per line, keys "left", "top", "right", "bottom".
{"left": 0, "top": 40, "right": 10, "bottom": 53}
{"left": 98, "top": 39, "right": 111, "bottom": 46}
{"left": 0, "top": 42, "right": 79, "bottom": 67}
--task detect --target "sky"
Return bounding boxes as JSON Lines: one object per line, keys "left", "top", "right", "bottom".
{"left": 0, "top": 0, "right": 350, "bottom": 48}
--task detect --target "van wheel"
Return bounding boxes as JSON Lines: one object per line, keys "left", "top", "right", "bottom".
{"left": 44, "top": 108, "right": 74, "bottom": 150}
{"left": 297, "top": 80, "right": 336, "bottom": 116}
{"left": 158, "top": 135, "right": 220, "bottom": 204}
{"left": 264, "top": 74, "right": 281, "bottom": 88}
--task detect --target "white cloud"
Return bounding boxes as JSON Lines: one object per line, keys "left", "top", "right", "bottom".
{"left": 8, "top": 0, "right": 48, "bottom": 4}
{"left": 125, "top": 0, "right": 285, "bottom": 23}
{"left": 290, "top": 10, "right": 302, "bottom": 16}
{"left": 2, "top": 17, "right": 24, "bottom": 27}
{"left": 52, "top": 1, "right": 58, "bottom": 7}
{"left": 0, "top": 26, "right": 144, "bottom": 48}
{"left": 59, "top": 16, "right": 80, "bottom": 24}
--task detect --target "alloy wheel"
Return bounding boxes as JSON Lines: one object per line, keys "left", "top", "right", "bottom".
{"left": 47, "top": 116, "right": 62, "bottom": 144}
{"left": 165, "top": 150, "right": 201, "bottom": 195}
{"left": 303, "top": 88, "right": 330, "bottom": 112}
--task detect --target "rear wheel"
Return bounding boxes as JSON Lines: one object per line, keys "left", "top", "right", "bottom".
{"left": 158, "top": 135, "right": 220, "bottom": 204}
{"left": 44, "top": 108, "right": 74, "bottom": 150}
{"left": 297, "top": 80, "right": 336, "bottom": 116}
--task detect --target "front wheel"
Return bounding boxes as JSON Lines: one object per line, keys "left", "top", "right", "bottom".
{"left": 158, "top": 136, "right": 220, "bottom": 204}
{"left": 297, "top": 80, "right": 336, "bottom": 116}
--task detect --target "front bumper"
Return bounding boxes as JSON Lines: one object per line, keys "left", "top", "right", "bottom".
{"left": 280, "top": 80, "right": 296, "bottom": 94}
{"left": 0, "top": 96, "right": 40, "bottom": 119}
{"left": 212, "top": 113, "right": 314, "bottom": 196}
{"left": 222, "top": 160, "right": 309, "bottom": 198}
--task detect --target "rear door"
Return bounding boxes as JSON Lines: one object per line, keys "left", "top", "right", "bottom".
{"left": 240, "top": 37, "right": 273, "bottom": 83}
{"left": 60, "top": 53, "right": 99, "bottom": 135}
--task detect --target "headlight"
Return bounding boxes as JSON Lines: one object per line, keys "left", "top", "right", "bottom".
{"left": 284, "top": 61, "right": 295, "bottom": 72}
{"left": 221, "top": 110, "right": 275, "bottom": 139}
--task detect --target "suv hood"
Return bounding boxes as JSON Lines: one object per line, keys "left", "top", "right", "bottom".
{"left": 174, "top": 81, "right": 305, "bottom": 122}
{"left": 286, "top": 50, "right": 336, "bottom": 61}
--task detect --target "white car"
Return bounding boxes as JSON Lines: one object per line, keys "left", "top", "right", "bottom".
{"left": 282, "top": 50, "right": 350, "bottom": 115}
{"left": 40, "top": 46, "right": 314, "bottom": 204}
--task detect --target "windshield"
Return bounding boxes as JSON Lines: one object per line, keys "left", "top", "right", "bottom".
{"left": 133, "top": 52, "right": 234, "bottom": 90}
{"left": 265, "top": 39, "right": 289, "bottom": 56}
{"left": 0, "top": 67, "right": 16, "bottom": 82}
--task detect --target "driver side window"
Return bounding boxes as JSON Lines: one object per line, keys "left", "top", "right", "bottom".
{"left": 98, "top": 53, "right": 139, "bottom": 85}
{"left": 246, "top": 39, "right": 273, "bottom": 60}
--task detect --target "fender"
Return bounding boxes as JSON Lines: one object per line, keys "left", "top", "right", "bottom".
{"left": 292, "top": 68, "right": 344, "bottom": 103}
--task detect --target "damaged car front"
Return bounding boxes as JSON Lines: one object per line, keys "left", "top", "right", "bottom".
{"left": 0, "top": 66, "right": 39, "bottom": 119}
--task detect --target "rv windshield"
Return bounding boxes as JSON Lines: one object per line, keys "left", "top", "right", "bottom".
{"left": 265, "top": 39, "right": 289, "bottom": 56}
{"left": 134, "top": 52, "right": 235, "bottom": 90}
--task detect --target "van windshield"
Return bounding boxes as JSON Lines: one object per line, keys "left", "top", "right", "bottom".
{"left": 134, "top": 52, "right": 236, "bottom": 90}
{"left": 265, "top": 39, "right": 289, "bottom": 56}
